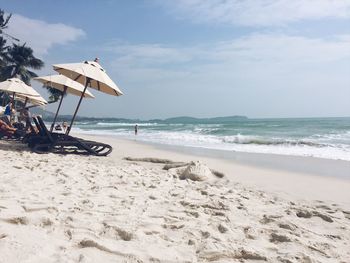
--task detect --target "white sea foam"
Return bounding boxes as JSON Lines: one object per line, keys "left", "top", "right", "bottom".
{"left": 71, "top": 127, "right": 350, "bottom": 162}
{"left": 95, "top": 122, "right": 161, "bottom": 126}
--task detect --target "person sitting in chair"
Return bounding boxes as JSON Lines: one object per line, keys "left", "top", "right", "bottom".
{"left": 0, "top": 119, "right": 21, "bottom": 138}
{"left": 62, "top": 121, "right": 68, "bottom": 133}
{"left": 4, "top": 102, "right": 13, "bottom": 122}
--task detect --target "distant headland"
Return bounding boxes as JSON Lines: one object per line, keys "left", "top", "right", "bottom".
{"left": 31, "top": 108, "right": 247, "bottom": 123}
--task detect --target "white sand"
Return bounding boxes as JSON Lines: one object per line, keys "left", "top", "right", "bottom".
{"left": 0, "top": 137, "right": 350, "bottom": 262}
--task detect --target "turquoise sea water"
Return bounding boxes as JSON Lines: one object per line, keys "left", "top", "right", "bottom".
{"left": 72, "top": 117, "right": 350, "bottom": 161}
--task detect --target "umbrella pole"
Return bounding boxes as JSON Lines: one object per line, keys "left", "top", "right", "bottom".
{"left": 50, "top": 86, "right": 67, "bottom": 132}
{"left": 23, "top": 97, "right": 28, "bottom": 109}
{"left": 11, "top": 92, "right": 15, "bottom": 123}
{"left": 66, "top": 78, "right": 89, "bottom": 135}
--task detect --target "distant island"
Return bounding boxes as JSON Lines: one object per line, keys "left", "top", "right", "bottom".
{"left": 31, "top": 108, "right": 247, "bottom": 124}
{"left": 156, "top": 116, "right": 248, "bottom": 124}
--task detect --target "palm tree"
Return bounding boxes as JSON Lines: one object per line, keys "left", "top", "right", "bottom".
{"left": 0, "top": 9, "right": 11, "bottom": 76}
{"left": 0, "top": 9, "right": 10, "bottom": 103}
{"left": 0, "top": 9, "right": 60, "bottom": 104}
{"left": 0, "top": 36, "right": 8, "bottom": 68}
{"left": 0, "top": 43, "right": 45, "bottom": 106}
{"left": 0, "top": 9, "right": 11, "bottom": 34}
{"left": 0, "top": 43, "right": 44, "bottom": 84}
{"left": 2, "top": 44, "right": 66, "bottom": 103}
{"left": 0, "top": 9, "right": 18, "bottom": 42}
{"left": 44, "top": 85, "right": 65, "bottom": 102}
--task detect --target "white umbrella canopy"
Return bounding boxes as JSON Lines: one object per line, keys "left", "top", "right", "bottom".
{"left": 0, "top": 78, "right": 41, "bottom": 97}
{"left": 53, "top": 61, "right": 123, "bottom": 96}
{"left": 33, "top": 74, "right": 95, "bottom": 132}
{"left": 52, "top": 60, "right": 123, "bottom": 135}
{"left": 33, "top": 75, "right": 95, "bottom": 98}
{"left": 16, "top": 94, "right": 47, "bottom": 106}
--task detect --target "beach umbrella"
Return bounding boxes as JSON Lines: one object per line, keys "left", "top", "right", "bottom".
{"left": 0, "top": 78, "right": 42, "bottom": 98}
{"left": 34, "top": 74, "right": 95, "bottom": 131}
{"left": 0, "top": 78, "right": 42, "bottom": 120}
{"left": 53, "top": 61, "right": 123, "bottom": 96}
{"left": 16, "top": 93, "right": 47, "bottom": 107}
{"left": 53, "top": 60, "right": 123, "bottom": 134}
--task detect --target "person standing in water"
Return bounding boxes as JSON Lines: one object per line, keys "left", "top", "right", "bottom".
{"left": 134, "top": 124, "right": 138, "bottom": 136}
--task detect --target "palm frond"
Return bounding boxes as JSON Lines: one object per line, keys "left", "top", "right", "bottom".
{"left": 44, "top": 84, "right": 64, "bottom": 102}
{"left": 0, "top": 9, "right": 12, "bottom": 32}
{"left": 28, "top": 57, "right": 44, "bottom": 69}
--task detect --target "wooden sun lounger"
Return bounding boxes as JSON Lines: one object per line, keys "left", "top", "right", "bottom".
{"left": 28, "top": 116, "right": 112, "bottom": 156}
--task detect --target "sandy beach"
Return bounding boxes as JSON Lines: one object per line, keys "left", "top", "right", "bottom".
{"left": 2, "top": 0, "right": 350, "bottom": 262}
{"left": 1, "top": 136, "right": 350, "bottom": 263}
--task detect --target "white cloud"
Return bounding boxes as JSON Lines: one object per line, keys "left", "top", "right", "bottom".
{"left": 210, "top": 34, "right": 350, "bottom": 64}
{"left": 157, "top": 0, "right": 350, "bottom": 26}
{"left": 104, "top": 42, "right": 192, "bottom": 66}
{"left": 6, "top": 14, "right": 85, "bottom": 56}
{"left": 103, "top": 34, "right": 350, "bottom": 117}
{"left": 107, "top": 34, "right": 350, "bottom": 74}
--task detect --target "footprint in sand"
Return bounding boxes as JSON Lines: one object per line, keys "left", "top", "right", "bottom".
{"left": 65, "top": 229, "right": 72, "bottom": 240}
{"left": 40, "top": 217, "right": 54, "bottom": 227}
{"left": 78, "top": 199, "right": 95, "bottom": 209}
{"left": 3, "top": 216, "right": 28, "bottom": 225}
{"left": 243, "top": 227, "right": 257, "bottom": 240}
{"left": 201, "top": 231, "right": 210, "bottom": 239}
{"left": 269, "top": 233, "right": 291, "bottom": 243}
{"left": 100, "top": 223, "right": 134, "bottom": 241}
{"left": 278, "top": 223, "right": 296, "bottom": 231}
{"left": 342, "top": 210, "right": 350, "bottom": 220}
{"left": 296, "top": 210, "right": 333, "bottom": 223}
{"left": 260, "top": 215, "right": 278, "bottom": 224}
{"left": 218, "top": 223, "right": 228, "bottom": 233}
{"left": 199, "top": 249, "right": 267, "bottom": 262}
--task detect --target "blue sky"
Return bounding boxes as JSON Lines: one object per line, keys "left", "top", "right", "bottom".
{"left": 1, "top": 0, "right": 350, "bottom": 119}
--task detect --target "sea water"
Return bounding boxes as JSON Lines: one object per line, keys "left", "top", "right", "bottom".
{"left": 71, "top": 117, "right": 350, "bottom": 161}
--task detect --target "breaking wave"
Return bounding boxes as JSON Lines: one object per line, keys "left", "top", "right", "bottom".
{"left": 71, "top": 118, "right": 350, "bottom": 161}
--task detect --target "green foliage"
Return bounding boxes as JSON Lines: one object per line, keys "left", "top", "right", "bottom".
{"left": 0, "top": 9, "right": 71, "bottom": 106}
{"left": 0, "top": 9, "right": 18, "bottom": 42}
{"left": 44, "top": 84, "right": 66, "bottom": 102}
{"left": 0, "top": 43, "right": 44, "bottom": 83}
{"left": 0, "top": 9, "right": 11, "bottom": 33}
{"left": 0, "top": 36, "right": 8, "bottom": 67}
{"left": 0, "top": 9, "right": 47, "bottom": 104}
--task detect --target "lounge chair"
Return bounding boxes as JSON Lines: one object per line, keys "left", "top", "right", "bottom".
{"left": 23, "top": 117, "right": 43, "bottom": 146}
{"left": 29, "top": 116, "right": 112, "bottom": 156}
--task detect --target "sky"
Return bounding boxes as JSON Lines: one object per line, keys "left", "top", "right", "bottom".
{"left": 1, "top": 0, "right": 350, "bottom": 119}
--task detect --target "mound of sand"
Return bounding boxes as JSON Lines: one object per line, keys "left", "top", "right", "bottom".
{"left": 179, "top": 161, "right": 214, "bottom": 181}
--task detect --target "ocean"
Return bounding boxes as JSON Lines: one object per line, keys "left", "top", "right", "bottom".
{"left": 71, "top": 117, "right": 350, "bottom": 161}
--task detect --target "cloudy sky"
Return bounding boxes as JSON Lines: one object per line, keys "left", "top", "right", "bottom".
{"left": 1, "top": 0, "right": 350, "bottom": 119}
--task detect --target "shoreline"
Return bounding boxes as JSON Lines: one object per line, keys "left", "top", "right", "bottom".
{"left": 73, "top": 130, "right": 350, "bottom": 169}
{"left": 73, "top": 132, "right": 350, "bottom": 178}
{"left": 135, "top": 139, "right": 350, "bottom": 180}
{"left": 76, "top": 133, "right": 350, "bottom": 208}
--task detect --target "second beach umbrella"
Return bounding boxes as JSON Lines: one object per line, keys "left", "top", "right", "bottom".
{"left": 16, "top": 93, "right": 47, "bottom": 107}
{"left": 53, "top": 60, "right": 123, "bottom": 134}
{"left": 34, "top": 74, "right": 95, "bottom": 131}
